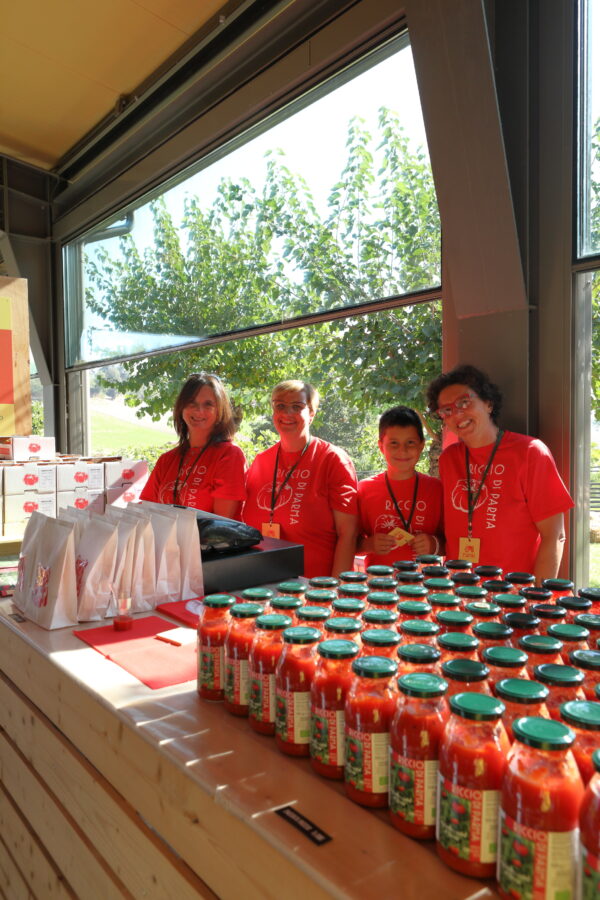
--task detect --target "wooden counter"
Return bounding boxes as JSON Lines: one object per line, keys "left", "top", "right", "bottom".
{"left": 0, "top": 600, "right": 499, "bottom": 899}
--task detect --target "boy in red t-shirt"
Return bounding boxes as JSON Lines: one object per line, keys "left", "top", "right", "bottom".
{"left": 358, "top": 406, "right": 444, "bottom": 569}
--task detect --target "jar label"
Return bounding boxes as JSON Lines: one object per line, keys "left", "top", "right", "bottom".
{"left": 497, "top": 810, "right": 578, "bottom": 900}
{"left": 275, "top": 689, "right": 311, "bottom": 744}
{"left": 582, "top": 843, "right": 600, "bottom": 899}
{"left": 436, "top": 775, "right": 498, "bottom": 864}
{"left": 224, "top": 657, "right": 249, "bottom": 706}
{"left": 310, "top": 707, "right": 344, "bottom": 766}
{"left": 198, "top": 645, "right": 224, "bottom": 691}
{"left": 389, "top": 750, "right": 438, "bottom": 826}
{"left": 344, "top": 728, "right": 389, "bottom": 794}
{"left": 248, "top": 672, "right": 275, "bottom": 722}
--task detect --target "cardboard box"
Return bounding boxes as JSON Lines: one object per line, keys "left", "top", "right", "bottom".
{"left": 56, "top": 461, "right": 105, "bottom": 492}
{"left": 3, "top": 492, "right": 57, "bottom": 524}
{"left": 104, "top": 459, "right": 149, "bottom": 490}
{"left": 201, "top": 537, "right": 304, "bottom": 593}
{"left": 0, "top": 435, "right": 56, "bottom": 461}
{"left": 105, "top": 486, "right": 144, "bottom": 508}
{"left": 57, "top": 489, "right": 105, "bottom": 514}
{"left": 2, "top": 462, "right": 56, "bottom": 494}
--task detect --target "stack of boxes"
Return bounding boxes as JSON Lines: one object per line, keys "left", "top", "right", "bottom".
{"left": 0, "top": 436, "right": 149, "bottom": 537}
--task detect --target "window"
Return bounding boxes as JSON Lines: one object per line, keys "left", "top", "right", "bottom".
{"left": 578, "top": 0, "right": 600, "bottom": 258}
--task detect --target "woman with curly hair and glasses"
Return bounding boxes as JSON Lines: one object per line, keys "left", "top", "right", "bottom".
{"left": 426, "top": 364, "right": 573, "bottom": 583}
{"left": 140, "top": 373, "right": 247, "bottom": 518}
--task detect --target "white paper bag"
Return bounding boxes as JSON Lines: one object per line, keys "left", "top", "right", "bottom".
{"left": 107, "top": 507, "right": 156, "bottom": 611}
{"left": 126, "top": 505, "right": 180, "bottom": 603}
{"left": 20, "top": 518, "right": 78, "bottom": 629}
{"left": 95, "top": 511, "right": 136, "bottom": 615}
{"left": 139, "top": 501, "right": 203, "bottom": 600}
{"left": 13, "top": 511, "right": 49, "bottom": 611}
{"left": 74, "top": 516, "right": 118, "bottom": 621}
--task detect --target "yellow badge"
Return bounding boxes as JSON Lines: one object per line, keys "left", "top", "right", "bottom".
{"left": 388, "top": 526, "right": 414, "bottom": 548}
{"left": 261, "top": 522, "right": 281, "bottom": 539}
{"left": 458, "top": 537, "right": 481, "bottom": 564}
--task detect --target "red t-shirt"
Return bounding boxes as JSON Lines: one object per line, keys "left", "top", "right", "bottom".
{"left": 358, "top": 471, "right": 444, "bottom": 568}
{"left": 140, "top": 441, "right": 247, "bottom": 514}
{"left": 243, "top": 437, "right": 358, "bottom": 578}
{"left": 438, "top": 430, "right": 574, "bottom": 574}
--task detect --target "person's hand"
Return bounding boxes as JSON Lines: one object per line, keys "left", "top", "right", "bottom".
{"left": 411, "top": 532, "right": 436, "bottom": 556}
{"left": 372, "top": 532, "right": 400, "bottom": 554}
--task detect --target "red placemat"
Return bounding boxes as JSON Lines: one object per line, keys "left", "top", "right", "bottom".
{"left": 73, "top": 616, "right": 197, "bottom": 689}
{"left": 156, "top": 599, "right": 204, "bottom": 627}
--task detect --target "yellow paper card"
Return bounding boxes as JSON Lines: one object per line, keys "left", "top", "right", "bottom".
{"left": 0, "top": 297, "right": 12, "bottom": 330}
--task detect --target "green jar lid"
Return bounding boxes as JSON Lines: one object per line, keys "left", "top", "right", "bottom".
{"left": 416, "top": 554, "right": 442, "bottom": 565}
{"left": 255, "top": 613, "right": 293, "bottom": 630}
{"left": 579, "top": 587, "right": 600, "bottom": 601}
{"left": 519, "top": 587, "right": 553, "bottom": 603}
{"left": 503, "top": 612, "right": 540, "bottom": 630}
{"left": 366, "top": 590, "right": 398, "bottom": 606}
{"left": 367, "top": 565, "right": 395, "bottom": 576}
{"left": 446, "top": 559, "right": 473, "bottom": 571}
{"left": 368, "top": 577, "right": 398, "bottom": 591}
{"left": 456, "top": 586, "right": 488, "bottom": 600}
{"left": 482, "top": 646, "right": 528, "bottom": 667}
{"left": 512, "top": 716, "right": 574, "bottom": 750}
{"left": 560, "top": 699, "right": 600, "bottom": 730}
{"left": 561, "top": 596, "right": 592, "bottom": 612}
{"left": 361, "top": 628, "right": 401, "bottom": 647}
{"left": 395, "top": 571, "right": 425, "bottom": 585}
{"left": 362, "top": 608, "right": 399, "bottom": 626}
{"left": 532, "top": 603, "right": 567, "bottom": 620}
{"left": 338, "top": 584, "right": 370, "bottom": 598}
{"left": 203, "top": 593, "right": 236, "bottom": 609}
{"left": 484, "top": 580, "right": 511, "bottom": 593}
{"left": 318, "top": 638, "right": 360, "bottom": 660}
{"left": 449, "top": 692, "right": 505, "bottom": 721}
{"left": 305, "top": 589, "right": 337, "bottom": 605}
{"left": 401, "top": 619, "right": 440, "bottom": 637}
{"left": 518, "top": 634, "right": 563, "bottom": 655}
{"left": 542, "top": 578, "right": 574, "bottom": 591}
{"left": 493, "top": 593, "right": 526, "bottom": 609}
{"left": 397, "top": 642, "right": 442, "bottom": 664}
{"left": 466, "top": 601, "right": 501, "bottom": 618}
{"left": 428, "top": 593, "right": 460, "bottom": 607}
{"left": 593, "top": 748, "right": 600, "bottom": 773}
{"left": 397, "top": 600, "right": 432, "bottom": 617}
{"left": 506, "top": 571, "right": 535, "bottom": 586}
{"left": 296, "top": 606, "right": 330, "bottom": 622}
{"left": 421, "top": 565, "right": 449, "bottom": 579}
{"left": 351, "top": 656, "right": 398, "bottom": 678}
{"left": 277, "top": 580, "right": 305, "bottom": 595}
{"left": 271, "top": 595, "right": 303, "bottom": 611}
{"left": 436, "top": 610, "right": 474, "bottom": 628}
{"left": 569, "top": 649, "right": 600, "bottom": 670}
{"left": 339, "top": 571, "right": 368, "bottom": 583}
{"left": 282, "top": 626, "right": 321, "bottom": 644}
{"left": 332, "top": 598, "right": 367, "bottom": 614}
{"left": 396, "top": 585, "right": 429, "bottom": 599}
{"left": 424, "top": 578, "right": 454, "bottom": 591}
{"left": 548, "top": 623, "right": 590, "bottom": 642}
{"left": 441, "top": 659, "right": 489, "bottom": 682}
{"left": 230, "top": 602, "right": 264, "bottom": 618}
{"left": 451, "top": 573, "right": 481, "bottom": 587}
{"left": 437, "top": 632, "right": 479, "bottom": 651}
{"left": 575, "top": 614, "right": 600, "bottom": 631}
{"left": 474, "top": 565, "right": 502, "bottom": 578}
{"left": 309, "top": 576, "right": 339, "bottom": 589}
{"left": 474, "top": 621, "right": 514, "bottom": 640}
{"left": 393, "top": 560, "right": 419, "bottom": 573}
{"left": 398, "top": 672, "right": 448, "bottom": 698}
{"left": 534, "top": 663, "right": 585, "bottom": 686}
{"left": 324, "top": 616, "right": 362, "bottom": 634}
{"left": 241, "top": 587, "right": 274, "bottom": 602}
{"left": 495, "top": 678, "right": 550, "bottom": 703}
{"left": 597, "top": 683, "right": 600, "bottom": 700}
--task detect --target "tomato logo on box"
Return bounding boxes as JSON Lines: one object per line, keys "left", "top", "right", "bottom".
{"left": 123, "top": 491, "right": 135, "bottom": 502}
{"left": 74, "top": 497, "right": 89, "bottom": 509}
{"left": 24, "top": 473, "right": 39, "bottom": 486}
{"left": 28, "top": 442, "right": 41, "bottom": 453}
{"left": 74, "top": 470, "right": 88, "bottom": 483}
{"left": 122, "top": 468, "right": 135, "bottom": 481}
{"left": 23, "top": 500, "right": 39, "bottom": 513}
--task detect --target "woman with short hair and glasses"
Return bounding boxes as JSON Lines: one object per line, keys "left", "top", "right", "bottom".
{"left": 426, "top": 364, "right": 573, "bottom": 583}
{"left": 243, "top": 380, "right": 359, "bottom": 577}
{"left": 140, "top": 373, "right": 247, "bottom": 518}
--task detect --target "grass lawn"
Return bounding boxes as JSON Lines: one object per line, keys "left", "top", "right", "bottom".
{"left": 91, "top": 411, "right": 173, "bottom": 455}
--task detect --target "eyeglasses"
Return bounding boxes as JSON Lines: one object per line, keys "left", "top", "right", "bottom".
{"left": 272, "top": 402, "right": 308, "bottom": 415}
{"left": 435, "top": 393, "right": 475, "bottom": 420}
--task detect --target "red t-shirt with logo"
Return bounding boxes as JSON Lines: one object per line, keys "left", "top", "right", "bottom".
{"left": 140, "top": 441, "right": 247, "bottom": 514}
{"left": 438, "top": 430, "right": 573, "bottom": 574}
{"left": 358, "top": 472, "right": 444, "bottom": 569}
{"left": 243, "top": 437, "right": 358, "bottom": 577}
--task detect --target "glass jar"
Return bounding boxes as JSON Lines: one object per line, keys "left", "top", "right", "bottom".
{"left": 424, "top": 578, "right": 455, "bottom": 596}
{"left": 331, "top": 597, "right": 366, "bottom": 619}
{"left": 497, "top": 717, "right": 583, "bottom": 900}
{"left": 474, "top": 565, "right": 503, "bottom": 581}
{"left": 493, "top": 593, "right": 527, "bottom": 614}
{"left": 451, "top": 572, "right": 481, "bottom": 589}
{"left": 503, "top": 612, "right": 540, "bottom": 645}
{"left": 474, "top": 622, "right": 514, "bottom": 659}
{"left": 397, "top": 599, "right": 432, "bottom": 621}
{"left": 429, "top": 593, "right": 461, "bottom": 614}
{"left": 547, "top": 622, "right": 590, "bottom": 662}
{"left": 441, "top": 658, "right": 491, "bottom": 701}
{"left": 400, "top": 618, "right": 440, "bottom": 646}
{"left": 482, "top": 646, "right": 529, "bottom": 694}
{"left": 437, "top": 631, "right": 480, "bottom": 663}
{"left": 484, "top": 579, "right": 512, "bottom": 594}
{"left": 248, "top": 613, "right": 293, "bottom": 735}
{"left": 197, "top": 593, "right": 236, "bottom": 701}
{"left": 367, "top": 577, "right": 398, "bottom": 594}
{"left": 393, "top": 560, "right": 419, "bottom": 574}
{"left": 465, "top": 601, "right": 501, "bottom": 625}
{"left": 437, "top": 693, "right": 509, "bottom": 879}
{"left": 295, "top": 605, "right": 330, "bottom": 633}
{"left": 559, "top": 699, "right": 600, "bottom": 785}
{"left": 505, "top": 571, "right": 535, "bottom": 594}
{"left": 575, "top": 612, "right": 600, "bottom": 640}
{"left": 396, "top": 584, "right": 429, "bottom": 602}
{"left": 560, "top": 595, "right": 593, "bottom": 622}
{"left": 518, "top": 633, "right": 564, "bottom": 678}
{"left": 389, "top": 673, "right": 449, "bottom": 839}
{"left": 541, "top": 577, "right": 575, "bottom": 603}
{"left": 277, "top": 580, "right": 306, "bottom": 600}
{"left": 344, "top": 656, "right": 398, "bottom": 808}
{"left": 395, "top": 571, "right": 425, "bottom": 587}
{"left": 397, "top": 642, "right": 442, "bottom": 678}
{"left": 360, "top": 628, "right": 401, "bottom": 658}
{"left": 366, "top": 564, "right": 395, "bottom": 580}
{"left": 241, "top": 587, "right": 274, "bottom": 605}
{"left": 304, "top": 588, "right": 337, "bottom": 607}
{"left": 456, "top": 586, "right": 489, "bottom": 606}
{"left": 366, "top": 590, "right": 399, "bottom": 610}
{"left": 435, "top": 610, "right": 474, "bottom": 635}
{"left": 415, "top": 553, "right": 443, "bottom": 570}
{"left": 519, "top": 586, "right": 553, "bottom": 610}
{"left": 533, "top": 663, "right": 586, "bottom": 719}
{"left": 337, "top": 583, "right": 370, "bottom": 601}
{"left": 223, "top": 602, "right": 263, "bottom": 715}
{"left": 578, "top": 587, "right": 600, "bottom": 615}
{"left": 269, "top": 595, "right": 303, "bottom": 624}
{"left": 445, "top": 559, "right": 473, "bottom": 575}
{"left": 338, "top": 570, "right": 368, "bottom": 586}
{"left": 275, "top": 626, "right": 321, "bottom": 756}
{"left": 421, "top": 565, "right": 449, "bottom": 580}
{"left": 361, "top": 608, "right": 399, "bottom": 630}
{"left": 310, "top": 638, "right": 359, "bottom": 780}
{"left": 495, "top": 677, "right": 550, "bottom": 739}
{"left": 531, "top": 602, "right": 567, "bottom": 633}
{"left": 323, "top": 616, "right": 362, "bottom": 643}
{"left": 569, "top": 648, "right": 600, "bottom": 700}
{"left": 580, "top": 749, "right": 600, "bottom": 897}
{"left": 309, "top": 576, "right": 339, "bottom": 590}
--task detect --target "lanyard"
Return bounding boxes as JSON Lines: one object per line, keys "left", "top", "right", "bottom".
{"left": 173, "top": 442, "right": 213, "bottom": 504}
{"left": 465, "top": 430, "right": 504, "bottom": 537}
{"left": 385, "top": 473, "right": 419, "bottom": 533}
{"left": 270, "top": 439, "right": 311, "bottom": 522}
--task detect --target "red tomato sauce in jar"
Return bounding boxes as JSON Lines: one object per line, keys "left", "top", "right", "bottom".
{"left": 533, "top": 663, "right": 586, "bottom": 719}
{"left": 400, "top": 619, "right": 440, "bottom": 646}
{"left": 481, "top": 645, "right": 529, "bottom": 694}
{"left": 397, "top": 642, "right": 442, "bottom": 678}
{"left": 310, "top": 638, "right": 359, "bottom": 780}
{"left": 437, "top": 631, "right": 479, "bottom": 664}
{"left": 304, "top": 588, "right": 337, "bottom": 608}
{"left": 275, "top": 626, "right": 321, "bottom": 756}
{"left": 389, "top": 672, "right": 449, "bottom": 839}
{"left": 366, "top": 590, "right": 398, "bottom": 610}
{"left": 559, "top": 699, "right": 600, "bottom": 785}
{"left": 361, "top": 608, "right": 398, "bottom": 630}
{"left": 360, "top": 628, "right": 400, "bottom": 658}
{"left": 344, "top": 655, "right": 398, "bottom": 808}
{"left": 531, "top": 602, "right": 567, "bottom": 633}
{"left": 435, "top": 610, "right": 474, "bottom": 635}
{"left": 518, "top": 633, "right": 563, "bottom": 678}
{"left": 223, "top": 602, "right": 263, "bottom": 715}
{"left": 547, "top": 622, "right": 590, "bottom": 663}
{"left": 580, "top": 749, "right": 600, "bottom": 898}
{"left": 498, "top": 717, "right": 583, "bottom": 900}
{"left": 397, "top": 599, "right": 432, "bottom": 622}
{"left": 248, "top": 613, "right": 292, "bottom": 735}
{"left": 440, "top": 658, "right": 491, "bottom": 701}
{"left": 578, "top": 587, "right": 600, "bottom": 615}
{"left": 495, "top": 677, "right": 550, "bottom": 740}
{"left": 569, "top": 647, "right": 600, "bottom": 700}
{"left": 269, "top": 595, "right": 303, "bottom": 624}
{"left": 474, "top": 622, "right": 514, "bottom": 660}
{"left": 436, "top": 692, "right": 509, "bottom": 879}
{"left": 197, "top": 593, "right": 236, "bottom": 701}
{"left": 541, "top": 577, "right": 574, "bottom": 603}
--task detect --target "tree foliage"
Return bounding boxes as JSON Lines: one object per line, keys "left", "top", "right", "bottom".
{"left": 591, "top": 117, "right": 600, "bottom": 419}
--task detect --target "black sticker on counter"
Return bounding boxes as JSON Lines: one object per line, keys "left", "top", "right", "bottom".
{"left": 275, "top": 806, "right": 332, "bottom": 845}
{"left": 8, "top": 612, "right": 25, "bottom": 622}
